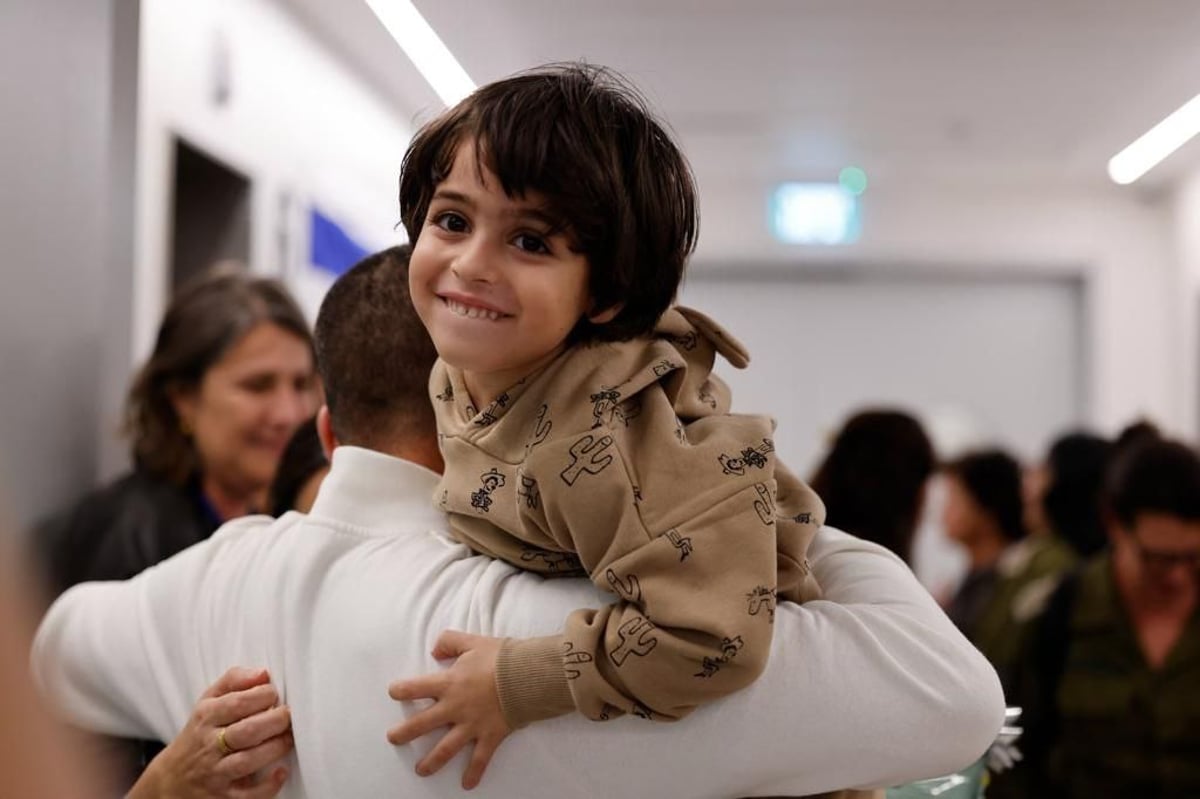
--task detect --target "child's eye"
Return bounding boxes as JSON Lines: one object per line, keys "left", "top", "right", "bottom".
{"left": 432, "top": 211, "right": 468, "bottom": 233}
{"left": 513, "top": 233, "right": 550, "bottom": 254}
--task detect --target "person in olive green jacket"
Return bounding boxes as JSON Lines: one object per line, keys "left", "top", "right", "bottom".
{"left": 1018, "top": 437, "right": 1200, "bottom": 799}
{"left": 975, "top": 433, "right": 1113, "bottom": 698}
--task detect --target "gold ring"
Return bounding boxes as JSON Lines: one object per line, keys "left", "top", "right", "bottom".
{"left": 217, "top": 726, "right": 235, "bottom": 756}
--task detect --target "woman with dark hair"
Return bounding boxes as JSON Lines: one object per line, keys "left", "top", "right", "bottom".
{"left": 37, "top": 268, "right": 316, "bottom": 793}
{"left": 40, "top": 268, "right": 318, "bottom": 594}
{"left": 267, "top": 416, "right": 329, "bottom": 516}
{"left": 809, "top": 409, "right": 936, "bottom": 564}
{"left": 1029, "top": 432, "right": 1113, "bottom": 559}
{"left": 940, "top": 450, "right": 1027, "bottom": 681}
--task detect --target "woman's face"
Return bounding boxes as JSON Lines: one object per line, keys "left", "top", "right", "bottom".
{"left": 174, "top": 321, "right": 317, "bottom": 499}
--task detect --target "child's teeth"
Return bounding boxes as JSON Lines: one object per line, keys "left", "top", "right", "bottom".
{"left": 447, "top": 298, "right": 502, "bottom": 320}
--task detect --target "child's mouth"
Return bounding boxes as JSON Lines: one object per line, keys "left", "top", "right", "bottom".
{"left": 442, "top": 296, "right": 509, "bottom": 321}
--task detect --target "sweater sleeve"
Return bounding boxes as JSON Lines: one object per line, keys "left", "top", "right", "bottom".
{"left": 495, "top": 384, "right": 790, "bottom": 727}
{"left": 32, "top": 567, "right": 194, "bottom": 742}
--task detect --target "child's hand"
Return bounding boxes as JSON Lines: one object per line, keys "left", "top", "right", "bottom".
{"left": 386, "top": 630, "right": 512, "bottom": 790}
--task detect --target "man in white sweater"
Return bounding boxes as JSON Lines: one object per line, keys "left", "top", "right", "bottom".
{"left": 33, "top": 248, "right": 1002, "bottom": 798}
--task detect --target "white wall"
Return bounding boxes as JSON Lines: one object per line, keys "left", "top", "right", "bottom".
{"left": 135, "top": 0, "right": 416, "bottom": 343}
{"left": 0, "top": 0, "right": 136, "bottom": 531}
{"left": 680, "top": 274, "right": 1084, "bottom": 469}
{"left": 110, "top": 0, "right": 417, "bottom": 478}
{"left": 1172, "top": 169, "right": 1200, "bottom": 442}
{"left": 691, "top": 174, "right": 1179, "bottom": 444}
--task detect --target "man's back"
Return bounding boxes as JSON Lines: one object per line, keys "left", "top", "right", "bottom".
{"left": 36, "top": 446, "right": 1004, "bottom": 798}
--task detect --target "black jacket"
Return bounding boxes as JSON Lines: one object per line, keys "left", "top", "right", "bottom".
{"left": 38, "top": 468, "right": 221, "bottom": 598}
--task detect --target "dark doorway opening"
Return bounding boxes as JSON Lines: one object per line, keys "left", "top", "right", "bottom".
{"left": 169, "top": 138, "right": 251, "bottom": 290}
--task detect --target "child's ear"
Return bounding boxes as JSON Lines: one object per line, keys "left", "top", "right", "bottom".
{"left": 587, "top": 303, "right": 623, "bottom": 325}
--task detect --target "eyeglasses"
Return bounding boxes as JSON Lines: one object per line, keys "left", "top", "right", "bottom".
{"left": 1131, "top": 537, "right": 1200, "bottom": 572}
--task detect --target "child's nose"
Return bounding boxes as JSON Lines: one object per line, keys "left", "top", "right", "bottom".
{"left": 450, "top": 239, "right": 494, "bottom": 283}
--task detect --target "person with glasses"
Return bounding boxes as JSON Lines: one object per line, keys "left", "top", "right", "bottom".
{"left": 1016, "top": 436, "right": 1200, "bottom": 799}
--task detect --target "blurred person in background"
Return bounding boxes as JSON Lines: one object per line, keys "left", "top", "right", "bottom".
{"left": 35, "top": 267, "right": 317, "bottom": 792}
{"left": 1017, "top": 437, "right": 1200, "bottom": 798}
{"left": 983, "top": 432, "right": 1112, "bottom": 798}
{"left": 1113, "top": 417, "right": 1161, "bottom": 455}
{"left": 808, "top": 408, "right": 936, "bottom": 565}
{"left": 38, "top": 268, "right": 318, "bottom": 596}
{"left": 1001, "top": 432, "right": 1112, "bottom": 650}
{"left": 940, "top": 449, "right": 1028, "bottom": 688}
{"left": 267, "top": 416, "right": 329, "bottom": 516}
{"left": 1026, "top": 431, "right": 1112, "bottom": 560}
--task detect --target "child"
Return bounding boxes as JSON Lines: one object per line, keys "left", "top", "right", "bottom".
{"left": 388, "top": 63, "right": 825, "bottom": 787}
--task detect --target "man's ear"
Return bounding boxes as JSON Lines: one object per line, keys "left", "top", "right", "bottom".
{"left": 316, "top": 405, "right": 338, "bottom": 459}
{"left": 588, "top": 302, "right": 623, "bottom": 325}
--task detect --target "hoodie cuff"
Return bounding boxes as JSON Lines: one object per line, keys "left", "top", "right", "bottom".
{"left": 495, "top": 635, "right": 575, "bottom": 728}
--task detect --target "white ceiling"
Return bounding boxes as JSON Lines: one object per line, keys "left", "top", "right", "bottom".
{"left": 283, "top": 0, "right": 1200, "bottom": 189}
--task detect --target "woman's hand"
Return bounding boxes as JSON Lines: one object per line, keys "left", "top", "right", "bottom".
{"left": 127, "top": 666, "right": 293, "bottom": 799}
{"left": 387, "top": 631, "right": 512, "bottom": 790}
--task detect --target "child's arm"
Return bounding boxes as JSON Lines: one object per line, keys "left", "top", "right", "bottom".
{"left": 388, "top": 402, "right": 802, "bottom": 784}
{"left": 386, "top": 631, "right": 510, "bottom": 791}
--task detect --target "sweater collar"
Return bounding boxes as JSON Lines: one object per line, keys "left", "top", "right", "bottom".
{"left": 308, "top": 445, "right": 447, "bottom": 534}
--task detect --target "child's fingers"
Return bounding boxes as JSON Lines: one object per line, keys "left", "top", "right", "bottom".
{"left": 415, "top": 727, "right": 471, "bottom": 777}
{"left": 462, "top": 735, "right": 501, "bottom": 790}
{"left": 388, "top": 673, "right": 447, "bottom": 702}
{"left": 386, "top": 703, "right": 452, "bottom": 746}
{"left": 431, "top": 629, "right": 473, "bottom": 660}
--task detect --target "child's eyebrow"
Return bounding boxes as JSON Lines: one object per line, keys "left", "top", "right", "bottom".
{"left": 432, "top": 188, "right": 566, "bottom": 233}
{"left": 509, "top": 207, "right": 565, "bottom": 232}
{"left": 431, "top": 189, "right": 474, "bottom": 207}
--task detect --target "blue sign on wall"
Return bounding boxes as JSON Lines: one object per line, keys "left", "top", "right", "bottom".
{"left": 309, "top": 207, "right": 369, "bottom": 276}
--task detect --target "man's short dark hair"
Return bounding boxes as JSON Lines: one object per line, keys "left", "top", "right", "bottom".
{"left": 943, "top": 449, "right": 1027, "bottom": 542}
{"left": 1105, "top": 437, "right": 1200, "bottom": 528}
{"left": 313, "top": 245, "right": 438, "bottom": 448}
{"left": 398, "top": 62, "right": 697, "bottom": 344}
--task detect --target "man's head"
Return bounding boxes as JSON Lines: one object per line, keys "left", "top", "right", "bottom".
{"left": 399, "top": 63, "right": 697, "bottom": 394}
{"left": 1106, "top": 437, "right": 1200, "bottom": 602}
{"left": 313, "top": 245, "right": 440, "bottom": 465}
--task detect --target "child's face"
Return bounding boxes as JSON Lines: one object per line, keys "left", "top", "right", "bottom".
{"left": 409, "top": 140, "right": 601, "bottom": 403}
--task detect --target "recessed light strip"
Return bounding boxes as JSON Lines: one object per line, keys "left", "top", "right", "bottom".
{"left": 1108, "top": 91, "right": 1200, "bottom": 185}
{"left": 363, "top": 0, "right": 475, "bottom": 107}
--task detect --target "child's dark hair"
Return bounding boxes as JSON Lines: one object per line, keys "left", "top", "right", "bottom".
{"left": 399, "top": 62, "right": 698, "bottom": 343}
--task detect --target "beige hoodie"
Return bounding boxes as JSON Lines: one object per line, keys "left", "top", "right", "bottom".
{"left": 430, "top": 306, "right": 824, "bottom": 727}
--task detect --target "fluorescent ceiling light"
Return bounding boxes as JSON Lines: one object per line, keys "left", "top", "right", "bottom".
{"left": 1108, "top": 92, "right": 1200, "bottom": 185}
{"left": 363, "top": 0, "right": 475, "bottom": 106}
